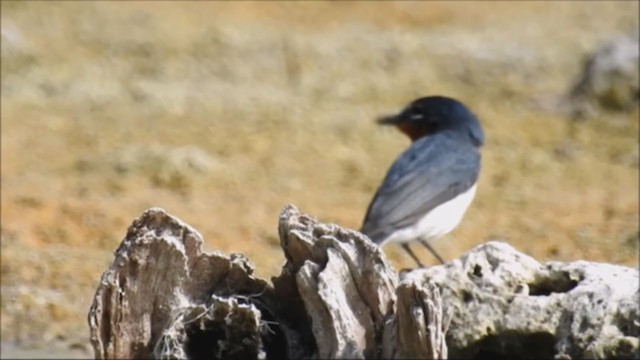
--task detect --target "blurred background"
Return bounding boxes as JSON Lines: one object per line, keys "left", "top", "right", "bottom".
{"left": 1, "top": 1, "right": 638, "bottom": 357}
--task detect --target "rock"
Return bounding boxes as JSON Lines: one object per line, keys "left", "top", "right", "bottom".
{"left": 404, "top": 241, "right": 639, "bottom": 359}
{"left": 568, "top": 31, "right": 640, "bottom": 118}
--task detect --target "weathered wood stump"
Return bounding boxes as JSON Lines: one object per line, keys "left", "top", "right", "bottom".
{"left": 88, "top": 205, "right": 638, "bottom": 359}
{"left": 88, "top": 205, "right": 447, "bottom": 359}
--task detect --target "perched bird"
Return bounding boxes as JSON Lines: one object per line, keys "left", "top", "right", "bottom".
{"left": 361, "top": 96, "right": 484, "bottom": 267}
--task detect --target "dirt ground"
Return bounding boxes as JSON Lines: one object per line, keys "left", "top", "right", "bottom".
{"left": 1, "top": 2, "right": 638, "bottom": 357}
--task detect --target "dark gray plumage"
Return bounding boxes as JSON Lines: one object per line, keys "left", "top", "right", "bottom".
{"left": 361, "top": 96, "right": 484, "bottom": 266}
{"left": 362, "top": 131, "right": 481, "bottom": 243}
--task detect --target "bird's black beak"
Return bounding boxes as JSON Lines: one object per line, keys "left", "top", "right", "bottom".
{"left": 376, "top": 113, "right": 403, "bottom": 125}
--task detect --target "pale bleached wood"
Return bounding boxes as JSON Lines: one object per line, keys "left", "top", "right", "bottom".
{"left": 88, "top": 205, "right": 448, "bottom": 359}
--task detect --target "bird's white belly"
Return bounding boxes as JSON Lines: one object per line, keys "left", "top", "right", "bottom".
{"left": 381, "top": 184, "right": 477, "bottom": 245}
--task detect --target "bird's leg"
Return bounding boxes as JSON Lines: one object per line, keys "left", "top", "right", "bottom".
{"left": 418, "top": 239, "right": 445, "bottom": 264}
{"left": 401, "top": 243, "right": 425, "bottom": 268}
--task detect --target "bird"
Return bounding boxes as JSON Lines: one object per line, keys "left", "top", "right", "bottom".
{"left": 361, "top": 96, "right": 484, "bottom": 267}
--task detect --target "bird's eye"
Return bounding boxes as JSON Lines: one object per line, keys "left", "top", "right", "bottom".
{"left": 409, "top": 113, "right": 423, "bottom": 121}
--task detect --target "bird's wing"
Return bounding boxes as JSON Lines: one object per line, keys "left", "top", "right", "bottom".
{"left": 361, "top": 133, "right": 481, "bottom": 244}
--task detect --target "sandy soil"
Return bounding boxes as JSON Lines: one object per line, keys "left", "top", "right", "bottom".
{"left": 1, "top": 1, "right": 638, "bottom": 356}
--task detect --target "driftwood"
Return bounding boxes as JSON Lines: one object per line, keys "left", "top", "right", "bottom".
{"left": 88, "top": 206, "right": 639, "bottom": 359}
{"left": 88, "top": 205, "right": 447, "bottom": 359}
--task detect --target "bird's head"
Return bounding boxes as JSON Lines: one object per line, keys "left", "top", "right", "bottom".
{"left": 377, "top": 96, "right": 484, "bottom": 146}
